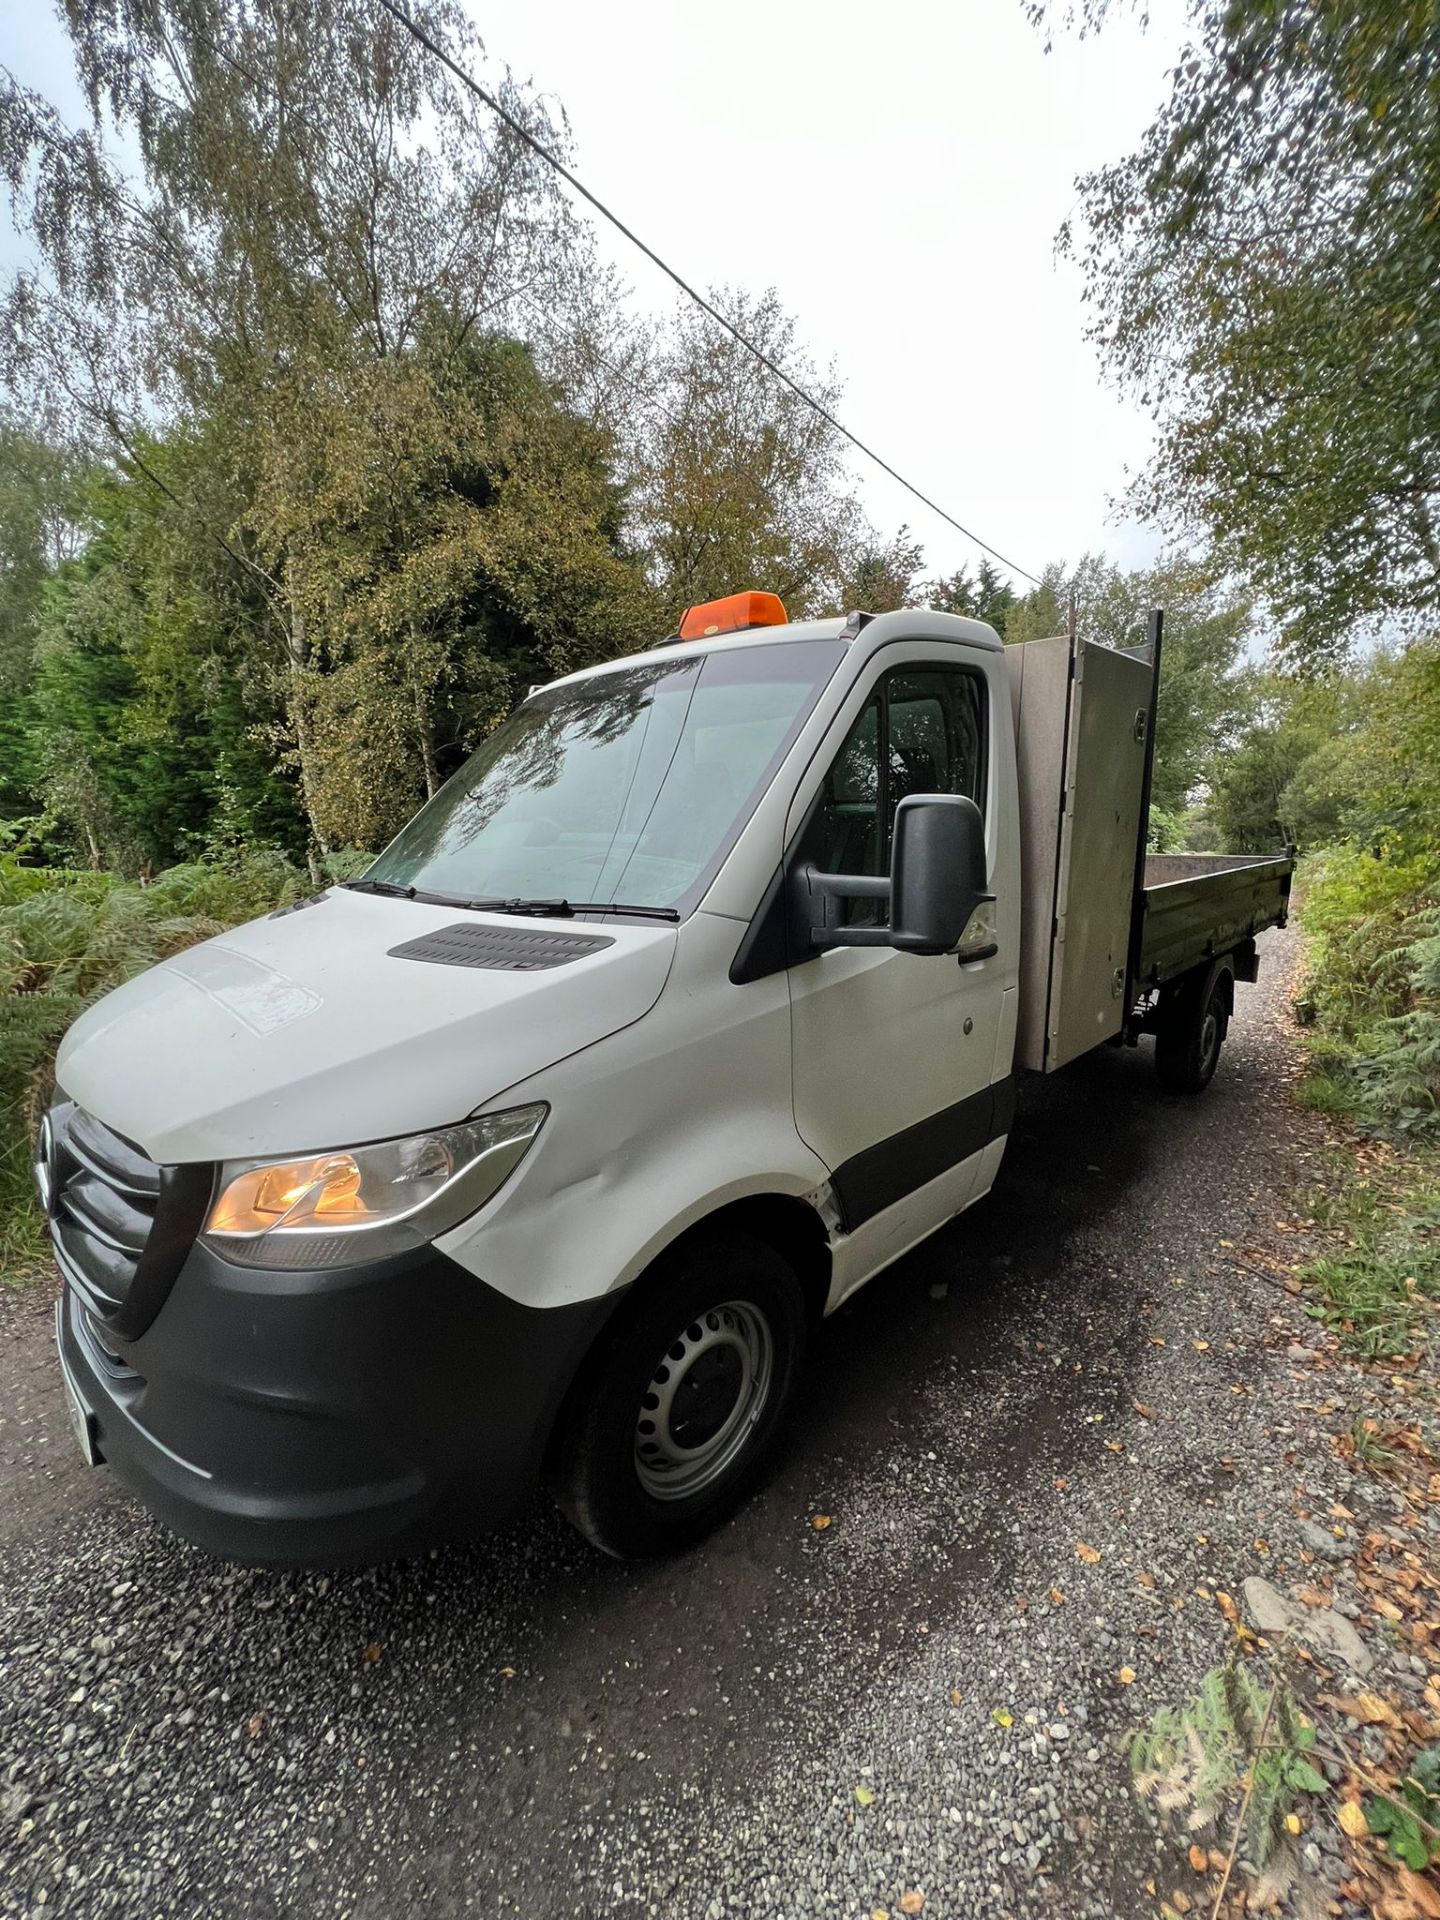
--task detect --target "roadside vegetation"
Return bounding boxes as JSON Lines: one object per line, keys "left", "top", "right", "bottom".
{"left": 0, "top": 849, "right": 307, "bottom": 1265}
{"left": 1025, "top": 0, "right": 1440, "bottom": 1912}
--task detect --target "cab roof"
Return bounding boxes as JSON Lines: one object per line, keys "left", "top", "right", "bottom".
{"left": 539, "top": 607, "right": 1002, "bottom": 698}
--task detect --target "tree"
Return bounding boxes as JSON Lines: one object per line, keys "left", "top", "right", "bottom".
{"left": 1002, "top": 562, "right": 1070, "bottom": 649}
{"left": 633, "top": 289, "right": 887, "bottom": 619}
{"left": 18, "top": 449, "right": 306, "bottom": 870}
{"left": 295, "top": 334, "right": 662, "bottom": 851}
{"left": 0, "top": 415, "right": 88, "bottom": 815}
{"left": 1036, "top": 0, "right": 1440, "bottom": 657}
{"left": 0, "top": 0, "right": 615, "bottom": 867}
{"left": 1071, "top": 555, "right": 1251, "bottom": 814}
{"left": 833, "top": 529, "right": 925, "bottom": 615}
{"left": 995, "top": 554, "right": 1250, "bottom": 812}
{"left": 926, "top": 558, "right": 1017, "bottom": 636}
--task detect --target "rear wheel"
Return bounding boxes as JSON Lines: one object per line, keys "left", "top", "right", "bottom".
{"left": 1155, "top": 970, "right": 1230, "bottom": 1093}
{"left": 546, "top": 1231, "right": 806, "bottom": 1557}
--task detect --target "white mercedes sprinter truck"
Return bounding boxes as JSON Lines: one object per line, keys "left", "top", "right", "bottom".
{"left": 40, "top": 592, "right": 1292, "bottom": 1561}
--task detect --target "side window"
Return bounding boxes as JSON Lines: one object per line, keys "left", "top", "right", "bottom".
{"left": 812, "top": 665, "right": 986, "bottom": 924}
{"left": 818, "top": 695, "right": 881, "bottom": 879}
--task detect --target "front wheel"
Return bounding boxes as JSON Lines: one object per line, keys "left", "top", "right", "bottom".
{"left": 545, "top": 1231, "right": 807, "bottom": 1558}
{"left": 1155, "top": 971, "right": 1229, "bottom": 1093}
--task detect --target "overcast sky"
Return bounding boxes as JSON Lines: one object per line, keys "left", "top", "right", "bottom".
{"left": 2, "top": 0, "right": 1194, "bottom": 592}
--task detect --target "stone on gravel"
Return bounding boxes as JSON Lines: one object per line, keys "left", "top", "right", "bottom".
{"left": 1297, "top": 1519, "right": 1349, "bottom": 1561}
{"left": 1241, "top": 1576, "right": 1373, "bottom": 1674}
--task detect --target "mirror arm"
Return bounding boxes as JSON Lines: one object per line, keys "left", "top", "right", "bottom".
{"left": 812, "top": 925, "right": 891, "bottom": 949}
{"left": 806, "top": 869, "right": 890, "bottom": 903}
{"left": 800, "top": 865, "right": 892, "bottom": 951}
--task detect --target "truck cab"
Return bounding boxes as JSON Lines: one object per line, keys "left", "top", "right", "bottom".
{"left": 41, "top": 593, "right": 1284, "bottom": 1562}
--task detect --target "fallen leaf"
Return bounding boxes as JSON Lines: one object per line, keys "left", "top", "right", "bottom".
{"left": 1193, "top": 1340, "right": 1210, "bottom": 1352}
{"left": 1137, "top": 1570, "right": 1157, "bottom": 1589}
{"left": 1049, "top": 1587, "right": 1066, "bottom": 1607}
{"left": 1216, "top": 1591, "right": 1239, "bottom": 1624}
{"left": 1285, "top": 1812, "right": 1302, "bottom": 1835}
{"left": 497, "top": 1666, "right": 516, "bottom": 1679}
{"left": 1118, "top": 1666, "right": 1137, "bottom": 1685}
{"left": 1106, "top": 1440, "right": 1124, "bottom": 1453}
{"left": 992, "top": 1707, "right": 1013, "bottom": 1729}
{"left": 361, "top": 1642, "right": 382, "bottom": 1664}
{"left": 1170, "top": 1892, "right": 1193, "bottom": 1916}
{"left": 245, "top": 1713, "right": 265, "bottom": 1739}
{"left": 854, "top": 1783, "right": 876, "bottom": 1807}
{"left": 1338, "top": 1800, "right": 1368, "bottom": 1839}
{"left": 1054, "top": 1477, "right": 1069, "bottom": 1491}
{"left": 1076, "top": 1542, "right": 1101, "bottom": 1565}
{"left": 948, "top": 1689, "right": 962, "bottom": 1706}
{"left": 871, "top": 1911, "right": 890, "bottom": 1920}
{"left": 1188, "top": 1842, "right": 1209, "bottom": 1873}
{"left": 810, "top": 1514, "right": 832, "bottom": 1531}
{"left": 1133, "top": 1401, "right": 1154, "bottom": 1419}
{"left": 899, "top": 1895, "right": 924, "bottom": 1917}
{"left": 1398, "top": 1868, "right": 1440, "bottom": 1919}
{"left": 1354, "top": 1690, "right": 1403, "bottom": 1727}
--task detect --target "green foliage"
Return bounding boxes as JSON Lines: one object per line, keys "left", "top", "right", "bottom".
{"left": 925, "top": 559, "right": 1017, "bottom": 635}
{"left": 1042, "top": 0, "right": 1440, "bottom": 655}
{"left": 1147, "top": 804, "right": 1186, "bottom": 853}
{"left": 1002, "top": 553, "right": 1252, "bottom": 814}
{"left": 1299, "top": 846, "right": 1440, "bottom": 1133}
{"left": 633, "top": 288, "right": 889, "bottom": 621}
{"left": 1131, "top": 1651, "right": 1323, "bottom": 1899}
{"left": 835, "top": 529, "right": 926, "bottom": 617}
{"left": 1072, "top": 555, "right": 1251, "bottom": 816}
{"left": 1302, "top": 1248, "right": 1439, "bottom": 1361}
{"left": 0, "top": 853, "right": 302, "bottom": 1249}
{"left": 1365, "top": 1747, "right": 1440, "bottom": 1871}
{"left": 1296, "top": 1154, "right": 1440, "bottom": 1359}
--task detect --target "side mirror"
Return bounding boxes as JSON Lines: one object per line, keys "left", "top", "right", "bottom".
{"left": 890, "top": 794, "right": 992, "bottom": 956}
{"left": 800, "top": 792, "right": 995, "bottom": 958}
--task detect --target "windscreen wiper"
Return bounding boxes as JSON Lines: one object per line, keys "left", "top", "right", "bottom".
{"left": 341, "top": 881, "right": 678, "bottom": 922}
{"left": 493, "top": 898, "right": 681, "bottom": 923}
{"left": 341, "top": 879, "right": 510, "bottom": 911}
{"left": 340, "top": 877, "right": 417, "bottom": 899}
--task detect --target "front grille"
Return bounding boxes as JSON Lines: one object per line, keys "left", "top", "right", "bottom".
{"left": 38, "top": 1100, "right": 214, "bottom": 1342}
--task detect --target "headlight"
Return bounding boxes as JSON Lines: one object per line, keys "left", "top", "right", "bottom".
{"left": 201, "top": 1104, "right": 547, "bottom": 1270}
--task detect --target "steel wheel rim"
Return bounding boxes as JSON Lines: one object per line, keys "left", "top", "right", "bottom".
{"left": 633, "top": 1300, "right": 774, "bottom": 1501}
{"left": 1201, "top": 1004, "right": 1222, "bottom": 1073}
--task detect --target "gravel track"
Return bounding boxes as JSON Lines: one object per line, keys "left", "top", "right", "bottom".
{"left": 0, "top": 928, "right": 1397, "bottom": 1917}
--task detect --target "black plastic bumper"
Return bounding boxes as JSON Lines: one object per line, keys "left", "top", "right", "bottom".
{"left": 54, "top": 1238, "right": 617, "bottom": 1566}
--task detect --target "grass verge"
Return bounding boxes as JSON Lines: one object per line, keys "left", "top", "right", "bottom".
{"left": 1295, "top": 1145, "right": 1440, "bottom": 1362}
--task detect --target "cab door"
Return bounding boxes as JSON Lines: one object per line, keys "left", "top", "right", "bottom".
{"left": 785, "top": 645, "right": 1012, "bottom": 1290}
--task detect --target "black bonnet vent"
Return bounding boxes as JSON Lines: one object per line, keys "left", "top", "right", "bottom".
{"left": 388, "top": 923, "right": 614, "bottom": 972}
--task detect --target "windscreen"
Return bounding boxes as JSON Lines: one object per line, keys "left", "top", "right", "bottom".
{"left": 365, "top": 640, "right": 845, "bottom": 912}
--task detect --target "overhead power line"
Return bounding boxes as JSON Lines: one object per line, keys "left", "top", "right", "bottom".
{"left": 372, "top": 0, "right": 1043, "bottom": 589}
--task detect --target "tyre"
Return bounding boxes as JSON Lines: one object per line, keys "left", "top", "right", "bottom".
{"left": 545, "top": 1231, "right": 807, "bottom": 1558}
{"left": 1155, "top": 970, "right": 1230, "bottom": 1093}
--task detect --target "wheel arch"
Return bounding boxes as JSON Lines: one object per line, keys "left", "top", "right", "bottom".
{"left": 663, "top": 1192, "right": 833, "bottom": 1324}
{"left": 537, "top": 1188, "right": 833, "bottom": 1473}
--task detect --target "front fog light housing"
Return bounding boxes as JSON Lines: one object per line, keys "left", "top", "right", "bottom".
{"left": 202, "top": 1104, "right": 548, "bottom": 1270}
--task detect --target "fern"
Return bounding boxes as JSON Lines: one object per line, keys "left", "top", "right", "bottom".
{"left": 0, "top": 851, "right": 304, "bottom": 1251}
{"left": 1130, "top": 1652, "right": 1325, "bottom": 1899}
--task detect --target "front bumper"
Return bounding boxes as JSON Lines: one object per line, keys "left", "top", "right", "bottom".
{"left": 54, "top": 1237, "right": 616, "bottom": 1566}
